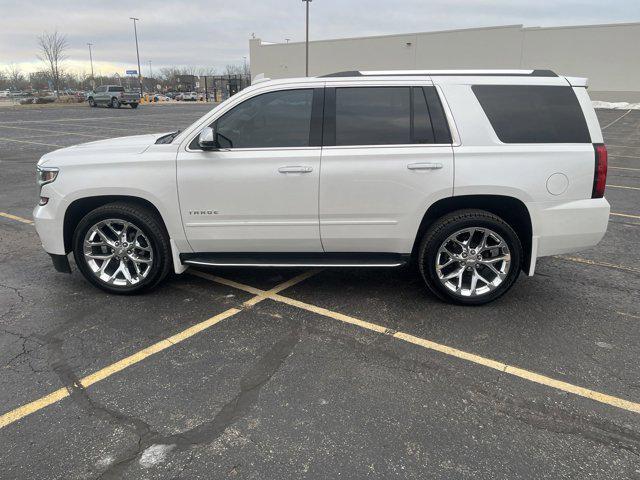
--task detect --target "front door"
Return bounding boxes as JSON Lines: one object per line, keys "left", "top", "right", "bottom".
{"left": 319, "top": 85, "right": 455, "bottom": 253}
{"left": 177, "top": 87, "right": 323, "bottom": 252}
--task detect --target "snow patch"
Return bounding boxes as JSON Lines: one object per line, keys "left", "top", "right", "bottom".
{"left": 139, "top": 444, "right": 176, "bottom": 468}
{"left": 592, "top": 101, "right": 640, "bottom": 110}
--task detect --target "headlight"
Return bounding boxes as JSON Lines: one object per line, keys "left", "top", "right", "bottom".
{"left": 36, "top": 166, "right": 59, "bottom": 188}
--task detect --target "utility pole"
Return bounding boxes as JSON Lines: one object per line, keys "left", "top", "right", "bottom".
{"left": 302, "top": 0, "right": 311, "bottom": 76}
{"left": 129, "top": 17, "right": 143, "bottom": 96}
{"left": 148, "top": 60, "right": 153, "bottom": 79}
{"left": 87, "top": 43, "right": 95, "bottom": 89}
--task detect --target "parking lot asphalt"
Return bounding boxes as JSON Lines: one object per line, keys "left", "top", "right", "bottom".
{"left": 1, "top": 103, "right": 639, "bottom": 479}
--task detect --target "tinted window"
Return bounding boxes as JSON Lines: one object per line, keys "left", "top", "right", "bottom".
{"left": 424, "top": 86, "right": 452, "bottom": 143}
{"left": 412, "top": 87, "right": 435, "bottom": 144}
{"left": 96, "top": 86, "right": 107, "bottom": 93}
{"left": 472, "top": 85, "right": 590, "bottom": 143}
{"left": 215, "top": 89, "right": 313, "bottom": 148}
{"left": 109, "top": 86, "right": 125, "bottom": 92}
{"left": 335, "top": 87, "right": 410, "bottom": 145}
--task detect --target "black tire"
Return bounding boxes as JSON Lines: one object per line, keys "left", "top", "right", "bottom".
{"left": 72, "top": 202, "right": 172, "bottom": 294}
{"left": 88, "top": 97, "right": 96, "bottom": 107}
{"left": 418, "top": 209, "right": 522, "bottom": 306}
{"left": 130, "top": 103, "right": 139, "bottom": 109}
{"left": 111, "top": 97, "right": 120, "bottom": 109}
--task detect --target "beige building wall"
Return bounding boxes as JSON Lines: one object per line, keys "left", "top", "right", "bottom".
{"left": 250, "top": 23, "right": 640, "bottom": 102}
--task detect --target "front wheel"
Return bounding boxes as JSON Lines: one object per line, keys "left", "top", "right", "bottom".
{"left": 418, "top": 209, "right": 522, "bottom": 305}
{"left": 72, "top": 203, "right": 171, "bottom": 294}
{"left": 111, "top": 97, "right": 121, "bottom": 109}
{"left": 130, "top": 103, "right": 139, "bottom": 109}
{"left": 88, "top": 98, "right": 96, "bottom": 107}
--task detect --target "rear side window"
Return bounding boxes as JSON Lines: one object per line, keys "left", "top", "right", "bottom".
{"left": 330, "top": 86, "right": 451, "bottom": 146}
{"left": 472, "top": 85, "right": 590, "bottom": 143}
{"left": 109, "top": 86, "right": 125, "bottom": 92}
{"left": 335, "top": 87, "right": 410, "bottom": 146}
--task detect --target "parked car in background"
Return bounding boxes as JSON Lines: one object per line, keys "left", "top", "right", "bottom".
{"left": 0, "top": 90, "right": 11, "bottom": 98}
{"left": 180, "top": 92, "right": 198, "bottom": 101}
{"left": 33, "top": 69, "right": 609, "bottom": 304}
{"left": 87, "top": 85, "right": 140, "bottom": 109}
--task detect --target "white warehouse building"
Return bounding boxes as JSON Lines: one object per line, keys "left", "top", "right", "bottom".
{"left": 250, "top": 23, "right": 640, "bottom": 102}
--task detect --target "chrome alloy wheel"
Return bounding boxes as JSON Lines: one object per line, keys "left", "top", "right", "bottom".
{"left": 83, "top": 219, "right": 153, "bottom": 287}
{"left": 435, "top": 227, "right": 511, "bottom": 297}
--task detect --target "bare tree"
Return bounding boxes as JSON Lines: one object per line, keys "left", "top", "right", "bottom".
{"left": 37, "top": 30, "right": 68, "bottom": 95}
{"left": 6, "top": 63, "right": 26, "bottom": 90}
{"left": 223, "top": 64, "right": 242, "bottom": 75}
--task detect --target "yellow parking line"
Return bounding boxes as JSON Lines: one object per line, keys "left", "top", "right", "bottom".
{"left": 0, "top": 212, "right": 34, "bottom": 224}
{"left": 0, "top": 137, "right": 64, "bottom": 148}
{"left": 610, "top": 166, "right": 640, "bottom": 171}
{"left": 555, "top": 256, "right": 640, "bottom": 274}
{"left": 197, "top": 274, "right": 640, "bottom": 415}
{"left": 607, "top": 184, "right": 640, "bottom": 191}
{"left": 610, "top": 212, "right": 640, "bottom": 220}
{"left": 0, "top": 270, "right": 318, "bottom": 430}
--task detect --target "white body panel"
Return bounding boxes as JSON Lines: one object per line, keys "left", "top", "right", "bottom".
{"left": 32, "top": 71, "right": 609, "bottom": 279}
{"left": 319, "top": 145, "right": 453, "bottom": 252}
{"left": 176, "top": 146, "right": 322, "bottom": 252}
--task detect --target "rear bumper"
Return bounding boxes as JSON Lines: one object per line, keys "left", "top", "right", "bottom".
{"left": 528, "top": 198, "right": 610, "bottom": 272}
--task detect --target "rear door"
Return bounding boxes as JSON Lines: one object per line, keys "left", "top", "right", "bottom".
{"left": 319, "top": 83, "right": 455, "bottom": 253}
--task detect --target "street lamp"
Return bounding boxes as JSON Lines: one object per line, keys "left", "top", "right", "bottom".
{"left": 87, "top": 43, "right": 95, "bottom": 89}
{"left": 302, "top": 0, "right": 311, "bottom": 76}
{"left": 129, "top": 17, "right": 143, "bottom": 96}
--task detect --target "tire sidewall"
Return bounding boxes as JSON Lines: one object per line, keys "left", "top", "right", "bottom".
{"left": 73, "top": 208, "right": 165, "bottom": 294}
{"left": 420, "top": 215, "right": 522, "bottom": 306}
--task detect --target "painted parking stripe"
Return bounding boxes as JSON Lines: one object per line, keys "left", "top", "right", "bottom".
{"left": 617, "top": 311, "right": 640, "bottom": 320}
{"left": 610, "top": 212, "right": 640, "bottom": 220}
{"left": 607, "top": 184, "right": 640, "bottom": 191}
{"left": 609, "top": 154, "right": 640, "bottom": 160}
{"left": 0, "top": 270, "right": 318, "bottom": 430}
{"left": 0, "top": 212, "right": 34, "bottom": 224}
{"left": 0, "top": 124, "right": 109, "bottom": 139}
{"left": 602, "top": 110, "right": 632, "bottom": 130}
{"left": 610, "top": 166, "right": 640, "bottom": 172}
{"left": 0, "top": 137, "right": 64, "bottom": 147}
{"left": 555, "top": 256, "right": 640, "bottom": 274}
{"left": 192, "top": 271, "right": 640, "bottom": 415}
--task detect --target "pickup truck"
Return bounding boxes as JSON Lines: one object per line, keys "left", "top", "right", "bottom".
{"left": 87, "top": 85, "right": 140, "bottom": 109}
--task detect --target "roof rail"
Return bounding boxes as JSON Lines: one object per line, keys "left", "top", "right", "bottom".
{"left": 320, "top": 69, "right": 557, "bottom": 78}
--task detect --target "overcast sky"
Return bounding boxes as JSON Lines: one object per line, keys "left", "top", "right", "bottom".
{"left": 1, "top": 0, "right": 638, "bottom": 76}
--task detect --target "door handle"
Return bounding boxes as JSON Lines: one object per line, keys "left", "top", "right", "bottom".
{"left": 407, "top": 162, "right": 443, "bottom": 170}
{"left": 278, "top": 166, "right": 313, "bottom": 174}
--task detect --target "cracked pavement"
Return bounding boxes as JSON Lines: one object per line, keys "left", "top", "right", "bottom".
{"left": 0, "top": 105, "right": 639, "bottom": 479}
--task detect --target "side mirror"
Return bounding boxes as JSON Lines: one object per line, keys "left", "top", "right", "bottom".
{"left": 198, "top": 127, "right": 218, "bottom": 150}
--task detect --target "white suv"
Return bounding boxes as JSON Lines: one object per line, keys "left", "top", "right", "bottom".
{"left": 33, "top": 70, "right": 609, "bottom": 305}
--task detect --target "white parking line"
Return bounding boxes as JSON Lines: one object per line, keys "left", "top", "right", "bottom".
{"left": 602, "top": 110, "right": 632, "bottom": 130}
{"left": 0, "top": 137, "right": 64, "bottom": 147}
{"left": 0, "top": 124, "right": 107, "bottom": 139}
{"left": 607, "top": 184, "right": 640, "bottom": 191}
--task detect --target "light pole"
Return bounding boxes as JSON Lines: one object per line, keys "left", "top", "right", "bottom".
{"left": 302, "top": 0, "right": 311, "bottom": 76}
{"left": 129, "top": 17, "right": 143, "bottom": 96}
{"left": 87, "top": 43, "right": 95, "bottom": 89}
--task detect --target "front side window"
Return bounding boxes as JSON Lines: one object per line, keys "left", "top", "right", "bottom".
{"left": 215, "top": 89, "right": 314, "bottom": 149}
{"left": 96, "top": 86, "right": 107, "bottom": 93}
{"left": 109, "top": 86, "right": 125, "bottom": 93}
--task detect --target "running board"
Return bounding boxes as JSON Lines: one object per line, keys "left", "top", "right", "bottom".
{"left": 181, "top": 252, "right": 409, "bottom": 268}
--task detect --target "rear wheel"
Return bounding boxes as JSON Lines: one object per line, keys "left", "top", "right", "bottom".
{"left": 418, "top": 209, "right": 522, "bottom": 305}
{"left": 130, "top": 103, "right": 139, "bottom": 109}
{"left": 72, "top": 203, "right": 171, "bottom": 294}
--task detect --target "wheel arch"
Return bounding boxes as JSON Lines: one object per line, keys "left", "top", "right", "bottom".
{"left": 412, "top": 195, "right": 533, "bottom": 273}
{"left": 63, "top": 195, "right": 169, "bottom": 254}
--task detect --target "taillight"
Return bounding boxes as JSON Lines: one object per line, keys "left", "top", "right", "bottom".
{"left": 592, "top": 143, "right": 607, "bottom": 198}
